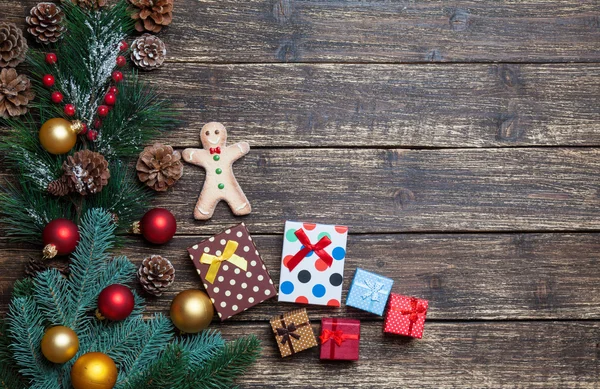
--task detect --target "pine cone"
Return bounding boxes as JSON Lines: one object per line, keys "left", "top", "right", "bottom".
{"left": 130, "top": 0, "right": 173, "bottom": 33}
{"left": 71, "top": 0, "right": 107, "bottom": 11}
{"left": 131, "top": 34, "right": 166, "bottom": 71}
{"left": 25, "top": 257, "right": 70, "bottom": 277}
{"left": 137, "top": 255, "right": 175, "bottom": 296}
{"left": 26, "top": 2, "right": 65, "bottom": 44}
{"left": 0, "top": 68, "right": 34, "bottom": 118}
{"left": 0, "top": 22, "right": 27, "bottom": 68}
{"left": 63, "top": 149, "right": 111, "bottom": 195}
{"left": 47, "top": 175, "right": 71, "bottom": 196}
{"left": 136, "top": 143, "right": 182, "bottom": 191}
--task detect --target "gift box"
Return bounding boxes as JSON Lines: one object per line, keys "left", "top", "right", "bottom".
{"left": 187, "top": 223, "right": 277, "bottom": 321}
{"left": 319, "top": 318, "right": 360, "bottom": 361}
{"left": 270, "top": 308, "right": 318, "bottom": 357}
{"left": 278, "top": 221, "right": 348, "bottom": 306}
{"left": 346, "top": 268, "right": 393, "bottom": 316}
{"left": 383, "top": 293, "right": 429, "bottom": 339}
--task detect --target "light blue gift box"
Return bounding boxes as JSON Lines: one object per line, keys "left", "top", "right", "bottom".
{"left": 345, "top": 268, "right": 394, "bottom": 316}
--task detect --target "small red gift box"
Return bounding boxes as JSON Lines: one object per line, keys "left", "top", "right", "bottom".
{"left": 383, "top": 293, "right": 428, "bottom": 339}
{"left": 319, "top": 318, "right": 360, "bottom": 360}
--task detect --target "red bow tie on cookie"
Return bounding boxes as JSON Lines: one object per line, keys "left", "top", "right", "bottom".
{"left": 210, "top": 147, "right": 221, "bottom": 154}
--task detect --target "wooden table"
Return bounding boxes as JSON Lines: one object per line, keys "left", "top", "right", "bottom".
{"left": 1, "top": 1, "right": 600, "bottom": 387}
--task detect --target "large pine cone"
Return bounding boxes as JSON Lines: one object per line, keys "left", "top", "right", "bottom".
{"left": 26, "top": 2, "right": 65, "bottom": 44}
{"left": 71, "top": 0, "right": 107, "bottom": 10}
{"left": 130, "top": 0, "right": 173, "bottom": 33}
{"left": 131, "top": 33, "right": 166, "bottom": 71}
{"left": 137, "top": 255, "right": 175, "bottom": 296}
{"left": 136, "top": 143, "right": 182, "bottom": 191}
{"left": 0, "top": 68, "right": 34, "bottom": 118}
{"left": 0, "top": 22, "right": 27, "bottom": 68}
{"left": 63, "top": 150, "right": 110, "bottom": 195}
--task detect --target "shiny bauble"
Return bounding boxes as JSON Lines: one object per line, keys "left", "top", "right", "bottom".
{"left": 71, "top": 352, "right": 118, "bottom": 389}
{"left": 41, "top": 326, "right": 79, "bottom": 363}
{"left": 64, "top": 104, "right": 76, "bottom": 117}
{"left": 42, "top": 218, "right": 80, "bottom": 259}
{"left": 51, "top": 91, "right": 63, "bottom": 103}
{"left": 42, "top": 74, "right": 55, "bottom": 87}
{"left": 39, "top": 118, "right": 83, "bottom": 154}
{"left": 45, "top": 52, "right": 57, "bottom": 64}
{"left": 170, "top": 289, "right": 214, "bottom": 333}
{"left": 97, "top": 284, "right": 135, "bottom": 321}
{"left": 137, "top": 208, "right": 177, "bottom": 244}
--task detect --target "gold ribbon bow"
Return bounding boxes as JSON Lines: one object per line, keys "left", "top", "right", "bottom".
{"left": 200, "top": 240, "right": 247, "bottom": 283}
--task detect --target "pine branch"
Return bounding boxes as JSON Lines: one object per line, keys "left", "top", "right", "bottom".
{"left": 118, "top": 344, "right": 190, "bottom": 389}
{"left": 11, "top": 278, "right": 35, "bottom": 299}
{"left": 33, "top": 269, "right": 73, "bottom": 325}
{"left": 0, "top": 364, "right": 26, "bottom": 389}
{"left": 175, "top": 330, "right": 225, "bottom": 368}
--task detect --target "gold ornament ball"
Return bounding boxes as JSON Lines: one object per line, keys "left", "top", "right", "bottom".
{"left": 41, "top": 326, "right": 79, "bottom": 363}
{"left": 170, "top": 289, "right": 214, "bottom": 333}
{"left": 39, "top": 118, "right": 83, "bottom": 155}
{"left": 71, "top": 352, "right": 118, "bottom": 389}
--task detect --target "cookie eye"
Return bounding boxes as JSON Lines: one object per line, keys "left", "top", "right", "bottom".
{"left": 215, "top": 129, "right": 220, "bottom": 135}
{"left": 205, "top": 131, "right": 210, "bottom": 136}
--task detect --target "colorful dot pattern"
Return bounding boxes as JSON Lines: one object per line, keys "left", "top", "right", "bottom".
{"left": 346, "top": 268, "right": 394, "bottom": 316}
{"left": 270, "top": 308, "right": 317, "bottom": 358}
{"left": 187, "top": 223, "right": 277, "bottom": 321}
{"left": 278, "top": 221, "right": 348, "bottom": 307}
{"left": 383, "top": 293, "right": 429, "bottom": 339}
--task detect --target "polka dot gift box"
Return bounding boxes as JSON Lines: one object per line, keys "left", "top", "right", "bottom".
{"left": 383, "top": 293, "right": 429, "bottom": 339}
{"left": 270, "top": 308, "right": 318, "bottom": 358}
{"left": 187, "top": 223, "right": 277, "bottom": 321}
{"left": 346, "top": 268, "right": 394, "bottom": 316}
{"left": 319, "top": 318, "right": 360, "bottom": 361}
{"left": 278, "top": 221, "right": 348, "bottom": 307}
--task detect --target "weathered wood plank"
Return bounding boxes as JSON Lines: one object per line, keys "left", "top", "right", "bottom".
{"left": 2, "top": 233, "right": 599, "bottom": 320}
{"left": 143, "top": 63, "right": 600, "bottom": 148}
{"left": 2, "top": 0, "right": 600, "bottom": 63}
{"left": 216, "top": 321, "right": 600, "bottom": 388}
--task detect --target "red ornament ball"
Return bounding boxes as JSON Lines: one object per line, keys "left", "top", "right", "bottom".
{"left": 138, "top": 208, "right": 177, "bottom": 244}
{"left": 87, "top": 129, "right": 98, "bottom": 141}
{"left": 45, "top": 52, "right": 57, "bottom": 65}
{"left": 42, "top": 219, "right": 80, "bottom": 258}
{"left": 116, "top": 55, "right": 126, "bottom": 67}
{"left": 119, "top": 40, "right": 128, "bottom": 51}
{"left": 50, "top": 91, "right": 63, "bottom": 103}
{"left": 104, "top": 93, "right": 116, "bottom": 106}
{"left": 79, "top": 122, "right": 88, "bottom": 135}
{"left": 42, "top": 74, "right": 55, "bottom": 87}
{"left": 64, "top": 104, "right": 75, "bottom": 116}
{"left": 108, "top": 86, "right": 118, "bottom": 95}
{"left": 111, "top": 71, "right": 123, "bottom": 83}
{"left": 97, "top": 105, "right": 109, "bottom": 117}
{"left": 97, "top": 284, "right": 135, "bottom": 321}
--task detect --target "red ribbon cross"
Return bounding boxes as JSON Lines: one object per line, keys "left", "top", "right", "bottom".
{"left": 320, "top": 319, "right": 359, "bottom": 359}
{"left": 397, "top": 297, "right": 427, "bottom": 335}
{"left": 286, "top": 228, "right": 333, "bottom": 271}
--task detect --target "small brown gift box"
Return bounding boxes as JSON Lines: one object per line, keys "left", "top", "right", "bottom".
{"left": 270, "top": 308, "right": 317, "bottom": 358}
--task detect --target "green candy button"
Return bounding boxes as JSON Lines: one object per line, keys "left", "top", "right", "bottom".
{"left": 213, "top": 155, "right": 220, "bottom": 161}
{"left": 215, "top": 168, "right": 222, "bottom": 174}
{"left": 218, "top": 183, "right": 225, "bottom": 189}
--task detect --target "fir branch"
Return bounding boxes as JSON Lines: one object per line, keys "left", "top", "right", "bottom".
{"left": 175, "top": 330, "right": 225, "bottom": 369}
{"left": 11, "top": 278, "right": 35, "bottom": 299}
{"left": 33, "top": 269, "right": 73, "bottom": 326}
{"left": 118, "top": 344, "right": 190, "bottom": 389}
{"left": 0, "top": 364, "right": 26, "bottom": 389}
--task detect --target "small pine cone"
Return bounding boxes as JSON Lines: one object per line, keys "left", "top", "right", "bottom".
{"left": 0, "top": 68, "right": 35, "bottom": 118}
{"left": 47, "top": 175, "right": 71, "bottom": 196}
{"left": 0, "top": 22, "right": 27, "bottom": 68}
{"left": 136, "top": 143, "right": 182, "bottom": 191}
{"left": 131, "top": 34, "right": 166, "bottom": 71}
{"left": 25, "top": 257, "right": 70, "bottom": 278}
{"left": 71, "top": 0, "right": 107, "bottom": 11}
{"left": 26, "top": 2, "right": 66, "bottom": 44}
{"left": 137, "top": 255, "right": 175, "bottom": 296}
{"left": 63, "top": 149, "right": 111, "bottom": 195}
{"left": 130, "top": 0, "right": 173, "bottom": 33}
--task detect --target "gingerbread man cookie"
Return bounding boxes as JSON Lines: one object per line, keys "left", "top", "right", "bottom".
{"left": 182, "top": 122, "right": 251, "bottom": 220}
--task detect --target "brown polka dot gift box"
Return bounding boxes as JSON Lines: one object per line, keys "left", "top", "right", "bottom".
{"left": 187, "top": 223, "right": 277, "bottom": 320}
{"left": 270, "top": 308, "right": 318, "bottom": 358}
{"left": 383, "top": 293, "right": 429, "bottom": 339}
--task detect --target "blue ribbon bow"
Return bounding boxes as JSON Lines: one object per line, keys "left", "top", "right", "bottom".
{"left": 361, "top": 279, "right": 385, "bottom": 301}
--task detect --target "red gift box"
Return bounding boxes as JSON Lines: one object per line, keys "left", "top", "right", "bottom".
{"left": 383, "top": 293, "right": 428, "bottom": 339}
{"left": 319, "top": 318, "right": 360, "bottom": 360}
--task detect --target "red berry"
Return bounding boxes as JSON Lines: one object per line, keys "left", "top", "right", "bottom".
{"left": 42, "top": 74, "right": 55, "bottom": 87}
{"left": 87, "top": 129, "right": 98, "bottom": 141}
{"left": 104, "top": 93, "right": 116, "bottom": 105}
{"left": 93, "top": 118, "right": 102, "bottom": 129}
{"left": 120, "top": 40, "right": 128, "bottom": 51}
{"left": 108, "top": 86, "right": 119, "bottom": 95}
{"left": 98, "top": 105, "right": 109, "bottom": 117}
{"left": 79, "top": 122, "right": 88, "bottom": 135}
{"left": 116, "top": 55, "right": 126, "bottom": 67}
{"left": 50, "top": 91, "right": 63, "bottom": 103}
{"left": 45, "top": 53, "right": 57, "bottom": 65}
{"left": 64, "top": 104, "right": 75, "bottom": 116}
{"left": 112, "top": 71, "right": 123, "bottom": 83}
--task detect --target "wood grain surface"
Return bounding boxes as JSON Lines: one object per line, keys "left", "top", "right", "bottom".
{"left": 1, "top": 0, "right": 599, "bottom": 387}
